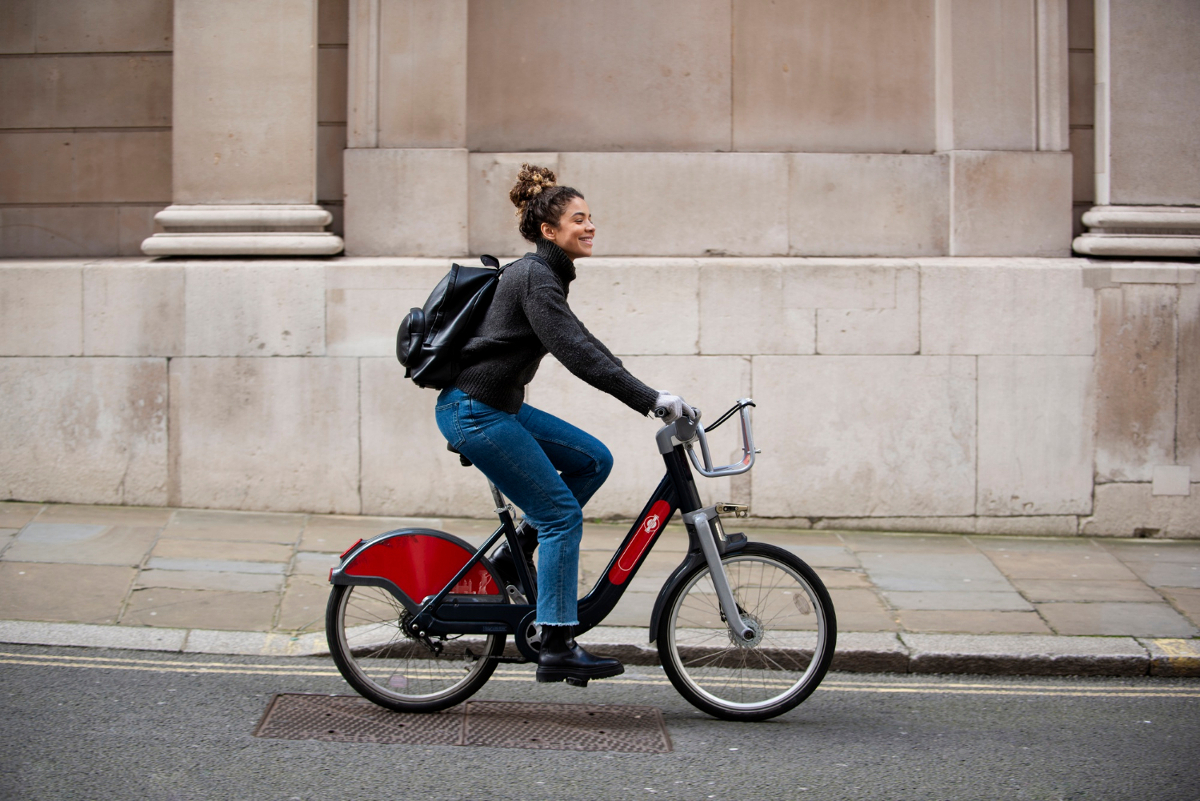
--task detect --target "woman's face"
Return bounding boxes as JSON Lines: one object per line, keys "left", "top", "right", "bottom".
{"left": 541, "top": 197, "right": 595, "bottom": 261}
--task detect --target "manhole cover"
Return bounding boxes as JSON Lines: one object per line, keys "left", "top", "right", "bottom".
{"left": 253, "top": 694, "right": 462, "bottom": 745}
{"left": 463, "top": 701, "right": 671, "bottom": 753}
{"left": 254, "top": 694, "right": 672, "bottom": 753}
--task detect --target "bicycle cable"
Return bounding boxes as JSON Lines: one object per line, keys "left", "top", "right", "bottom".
{"left": 704, "top": 400, "right": 756, "bottom": 433}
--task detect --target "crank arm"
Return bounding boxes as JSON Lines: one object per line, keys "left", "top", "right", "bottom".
{"left": 682, "top": 508, "right": 755, "bottom": 642}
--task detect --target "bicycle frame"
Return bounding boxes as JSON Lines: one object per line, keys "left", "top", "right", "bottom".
{"left": 329, "top": 400, "right": 759, "bottom": 659}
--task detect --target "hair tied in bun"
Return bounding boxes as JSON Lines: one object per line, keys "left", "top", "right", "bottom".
{"left": 509, "top": 163, "right": 582, "bottom": 243}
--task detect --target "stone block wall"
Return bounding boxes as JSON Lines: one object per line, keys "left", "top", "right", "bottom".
{"left": 343, "top": 0, "right": 1077, "bottom": 259}
{"left": 2, "top": 257, "right": 1196, "bottom": 538}
{"left": 0, "top": 0, "right": 349, "bottom": 255}
{"left": 0, "top": 0, "right": 173, "bottom": 256}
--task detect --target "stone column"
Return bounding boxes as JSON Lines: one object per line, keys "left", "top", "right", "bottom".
{"left": 342, "top": 0, "right": 468, "bottom": 256}
{"left": 1074, "top": 0, "right": 1200, "bottom": 258}
{"left": 142, "top": 0, "right": 343, "bottom": 256}
{"left": 933, "top": 0, "right": 1074, "bottom": 257}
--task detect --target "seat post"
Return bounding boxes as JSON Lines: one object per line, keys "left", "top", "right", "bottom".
{"left": 488, "top": 480, "right": 505, "bottom": 513}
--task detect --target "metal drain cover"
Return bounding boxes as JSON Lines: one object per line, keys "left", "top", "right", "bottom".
{"left": 462, "top": 700, "right": 671, "bottom": 753}
{"left": 253, "top": 694, "right": 462, "bottom": 745}
{"left": 254, "top": 694, "right": 671, "bottom": 753}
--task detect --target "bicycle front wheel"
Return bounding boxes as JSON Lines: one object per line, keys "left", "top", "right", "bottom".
{"left": 657, "top": 542, "right": 836, "bottom": 721}
{"left": 326, "top": 584, "right": 504, "bottom": 713}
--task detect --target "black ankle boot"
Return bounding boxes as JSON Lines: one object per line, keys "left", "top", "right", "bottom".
{"left": 490, "top": 521, "right": 538, "bottom": 592}
{"left": 536, "top": 626, "right": 624, "bottom": 687}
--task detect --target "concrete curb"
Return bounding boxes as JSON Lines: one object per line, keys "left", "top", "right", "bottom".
{"left": 2, "top": 620, "right": 1197, "bottom": 677}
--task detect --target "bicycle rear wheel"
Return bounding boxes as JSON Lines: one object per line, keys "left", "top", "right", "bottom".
{"left": 326, "top": 583, "right": 504, "bottom": 713}
{"left": 656, "top": 542, "right": 836, "bottom": 721}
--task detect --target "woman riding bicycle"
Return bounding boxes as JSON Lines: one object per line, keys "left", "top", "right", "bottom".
{"left": 434, "top": 164, "right": 693, "bottom": 686}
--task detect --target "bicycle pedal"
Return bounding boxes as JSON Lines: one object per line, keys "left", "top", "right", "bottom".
{"left": 565, "top": 677, "right": 589, "bottom": 688}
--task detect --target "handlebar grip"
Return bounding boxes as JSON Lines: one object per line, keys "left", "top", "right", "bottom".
{"left": 654, "top": 406, "right": 701, "bottom": 421}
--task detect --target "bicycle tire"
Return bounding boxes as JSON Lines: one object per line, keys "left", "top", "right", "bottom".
{"left": 326, "top": 583, "right": 504, "bottom": 713}
{"left": 656, "top": 542, "right": 836, "bottom": 721}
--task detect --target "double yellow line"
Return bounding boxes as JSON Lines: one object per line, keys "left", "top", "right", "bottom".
{"left": 3, "top": 650, "right": 1198, "bottom": 699}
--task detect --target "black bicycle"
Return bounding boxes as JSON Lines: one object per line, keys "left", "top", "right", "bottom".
{"left": 325, "top": 399, "right": 836, "bottom": 721}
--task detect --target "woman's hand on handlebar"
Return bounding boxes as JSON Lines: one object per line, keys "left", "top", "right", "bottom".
{"left": 654, "top": 391, "right": 696, "bottom": 423}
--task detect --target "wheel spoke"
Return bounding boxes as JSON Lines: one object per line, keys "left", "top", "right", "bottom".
{"left": 658, "top": 546, "right": 835, "bottom": 721}
{"left": 328, "top": 582, "right": 504, "bottom": 713}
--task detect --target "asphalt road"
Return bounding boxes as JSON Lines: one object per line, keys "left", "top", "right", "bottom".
{"left": 1, "top": 644, "right": 1197, "bottom": 801}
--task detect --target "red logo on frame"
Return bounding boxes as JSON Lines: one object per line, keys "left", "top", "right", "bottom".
{"left": 607, "top": 500, "right": 673, "bottom": 585}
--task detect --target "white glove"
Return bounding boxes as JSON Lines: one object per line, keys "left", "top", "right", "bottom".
{"left": 654, "top": 391, "right": 695, "bottom": 423}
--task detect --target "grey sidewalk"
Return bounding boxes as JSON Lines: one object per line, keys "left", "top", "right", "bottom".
{"left": 2, "top": 501, "right": 1199, "bottom": 677}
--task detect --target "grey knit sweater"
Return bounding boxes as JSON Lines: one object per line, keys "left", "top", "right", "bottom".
{"left": 453, "top": 239, "right": 659, "bottom": 416}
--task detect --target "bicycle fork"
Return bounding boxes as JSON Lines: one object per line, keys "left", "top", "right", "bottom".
{"left": 682, "top": 504, "right": 756, "bottom": 643}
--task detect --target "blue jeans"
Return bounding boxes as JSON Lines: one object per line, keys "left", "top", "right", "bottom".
{"left": 434, "top": 388, "right": 613, "bottom": 626}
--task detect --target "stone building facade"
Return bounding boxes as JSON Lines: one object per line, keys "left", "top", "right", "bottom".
{"left": 1, "top": 0, "right": 1196, "bottom": 536}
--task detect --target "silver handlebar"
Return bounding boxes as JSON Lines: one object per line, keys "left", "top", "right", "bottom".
{"left": 656, "top": 398, "right": 757, "bottom": 478}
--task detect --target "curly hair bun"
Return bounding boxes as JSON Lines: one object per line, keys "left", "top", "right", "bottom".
{"left": 509, "top": 163, "right": 558, "bottom": 211}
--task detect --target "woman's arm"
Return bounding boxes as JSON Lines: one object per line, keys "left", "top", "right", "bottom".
{"left": 522, "top": 278, "right": 657, "bottom": 414}
{"left": 578, "top": 319, "right": 624, "bottom": 368}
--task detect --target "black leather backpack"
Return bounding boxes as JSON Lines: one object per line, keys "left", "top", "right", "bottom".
{"left": 396, "top": 255, "right": 504, "bottom": 389}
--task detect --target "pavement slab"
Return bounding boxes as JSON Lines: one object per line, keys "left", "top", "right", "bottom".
{"left": 1118, "top": 560, "right": 1200, "bottom": 588}
{"left": 839, "top": 531, "right": 981, "bottom": 554}
{"left": 985, "top": 551, "right": 1141, "bottom": 581}
{"left": 0, "top": 562, "right": 135, "bottom": 624}
{"left": 34, "top": 504, "right": 172, "bottom": 527}
{"left": 276, "top": 575, "right": 331, "bottom": 634}
{"left": 814, "top": 568, "right": 871, "bottom": 589}
{"left": 297, "top": 514, "right": 440, "bottom": 553}
{"left": 882, "top": 590, "right": 1034, "bottom": 611}
{"left": 134, "top": 568, "right": 284, "bottom": 593}
{"left": 162, "top": 509, "right": 306, "bottom": 544}
{"left": 970, "top": 535, "right": 1110, "bottom": 554}
{"left": 1159, "top": 587, "right": 1200, "bottom": 626}
{"left": 144, "top": 556, "right": 285, "bottom": 575}
{"left": 604, "top": 591, "right": 659, "bottom": 627}
{"left": 1036, "top": 601, "right": 1199, "bottom": 637}
{"left": 772, "top": 544, "right": 861, "bottom": 568}
{"left": 4, "top": 524, "right": 161, "bottom": 566}
{"left": 291, "top": 551, "right": 341, "bottom": 578}
{"left": 150, "top": 537, "right": 293, "bottom": 563}
{"left": 896, "top": 610, "right": 1053, "bottom": 634}
{"left": 0, "top": 502, "right": 44, "bottom": 528}
{"left": 860, "top": 552, "right": 1013, "bottom": 592}
{"left": 121, "top": 587, "right": 279, "bottom": 631}
{"left": 1009, "top": 578, "right": 1165, "bottom": 603}
{"left": 827, "top": 588, "right": 899, "bottom": 632}
{"left": 1096, "top": 540, "right": 1200, "bottom": 563}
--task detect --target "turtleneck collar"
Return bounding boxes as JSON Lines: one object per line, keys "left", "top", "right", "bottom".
{"left": 535, "top": 238, "right": 577, "bottom": 283}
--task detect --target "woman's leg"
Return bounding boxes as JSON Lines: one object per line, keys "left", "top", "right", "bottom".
{"left": 435, "top": 389, "right": 584, "bottom": 626}
{"left": 514, "top": 403, "right": 613, "bottom": 509}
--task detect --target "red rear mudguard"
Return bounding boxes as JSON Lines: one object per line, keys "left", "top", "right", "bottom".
{"left": 329, "top": 528, "right": 504, "bottom": 613}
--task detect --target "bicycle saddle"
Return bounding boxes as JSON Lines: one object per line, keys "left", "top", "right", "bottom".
{"left": 446, "top": 442, "right": 472, "bottom": 467}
